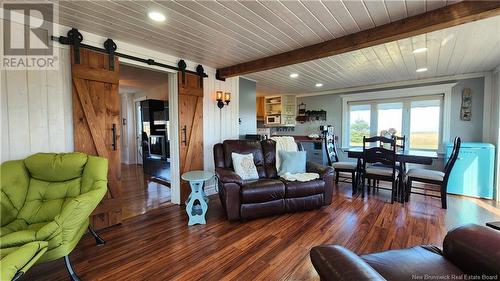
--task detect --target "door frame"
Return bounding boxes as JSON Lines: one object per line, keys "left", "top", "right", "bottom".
{"left": 168, "top": 73, "right": 181, "bottom": 204}
{"left": 133, "top": 96, "right": 147, "bottom": 165}
{"left": 120, "top": 60, "right": 181, "bottom": 204}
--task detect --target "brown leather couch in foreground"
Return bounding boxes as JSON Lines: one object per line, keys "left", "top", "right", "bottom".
{"left": 214, "top": 139, "right": 334, "bottom": 221}
{"left": 310, "top": 224, "right": 500, "bottom": 281}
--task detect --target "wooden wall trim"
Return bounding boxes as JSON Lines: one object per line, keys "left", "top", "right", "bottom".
{"left": 216, "top": 1, "right": 500, "bottom": 78}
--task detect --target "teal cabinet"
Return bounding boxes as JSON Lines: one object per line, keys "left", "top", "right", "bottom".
{"left": 445, "top": 142, "right": 494, "bottom": 199}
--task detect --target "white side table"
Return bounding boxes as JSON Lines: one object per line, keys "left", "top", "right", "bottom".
{"left": 181, "top": 171, "right": 213, "bottom": 226}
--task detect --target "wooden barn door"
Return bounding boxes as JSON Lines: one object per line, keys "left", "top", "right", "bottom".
{"left": 178, "top": 72, "right": 204, "bottom": 203}
{"left": 71, "top": 47, "right": 122, "bottom": 229}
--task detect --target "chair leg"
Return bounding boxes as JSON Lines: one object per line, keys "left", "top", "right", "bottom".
{"left": 351, "top": 172, "right": 356, "bottom": 196}
{"left": 405, "top": 179, "right": 411, "bottom": 202}
{"left": 335, "top": 172, "right": 339, "bottom": 184}
{"left": 397, "top": 178, "right": 402, "bottom": 203}
{"left": 361, "top": 175, "right": 365, "bottom": 198}
{"left": 441, "top": 184, "right": 447, "bottom": 209}
{"left": 12, "top": 271, "right": 24, "bottom": 281}
{"left": 88, "top": 225, "right": 105, "bottom": 246}
{"left": 390, "top": 180, "right": 395, "bottom": 204}
{"left": 401, "top": 178, "right": 404, "bottom": 203}
{"left": 64, "top": 255, "right": 81, "bottom": 281}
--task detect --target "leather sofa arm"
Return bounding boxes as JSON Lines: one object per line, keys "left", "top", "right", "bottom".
{"left": 218, "top": 182, "right": 241, "bottom": 221}
{"left": 443, "top": 224, "right": 500, "bottom": 275}
{"left": 215, "top": 168, "right": 243, "bottom": 185}
{"left": 306, "top": 161, "right": 334, "bottom": 179}
{"left": 215, "top": 168, "right": 242, "bottom": 221}
{"left": 307, "top": 162, "right": 334, "bottom": 205}
{"left": 310, "top": 245, "right": 386, "bottom": 281}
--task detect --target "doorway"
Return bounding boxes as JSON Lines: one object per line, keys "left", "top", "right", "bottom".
{"left": 119, "top": 64, "right": 172, "bottom": 219}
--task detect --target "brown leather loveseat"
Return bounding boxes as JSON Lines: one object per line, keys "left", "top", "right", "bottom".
{"left": 310, "top": 224, "right": 500, "bottom": 281}
{"left": 214, "top": 139, "right": 334, "bottom": 221}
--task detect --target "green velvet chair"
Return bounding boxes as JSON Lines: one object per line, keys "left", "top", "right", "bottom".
{"left": 0, "top": 152, "right": 108, "bottom": 281}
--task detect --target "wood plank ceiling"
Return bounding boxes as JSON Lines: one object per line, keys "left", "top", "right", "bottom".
{"left": 53, "top": 1, "right": 500, "bottom": 95}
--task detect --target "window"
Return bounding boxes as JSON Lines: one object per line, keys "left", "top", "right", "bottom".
{"left": 346, "top": 96, "right": 443, "bottom": 150}
{"left": 349, "top": 104, "right": 371, "bottom": 147}
{"left": 410, "top": 100, "right": 441, "bottom": 150}
{"left": 377, "top": 103, "right": 402, "bottom": 137}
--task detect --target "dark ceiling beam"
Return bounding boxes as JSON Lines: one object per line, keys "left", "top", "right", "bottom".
{"left": 216, "top": 1, "right": 500, "bottom": 79}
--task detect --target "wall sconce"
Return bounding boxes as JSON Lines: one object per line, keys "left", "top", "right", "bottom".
{"left": 216, "top": 91, "right": 231, "bottom": 109}
{"left": 216, "top": 91, "right": 224, "bottom": 109}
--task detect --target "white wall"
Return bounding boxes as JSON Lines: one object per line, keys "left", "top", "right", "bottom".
{"left": 449, "top": 78, "right": 485, "bottom": 142}
{"left": 120, "top": 93, "right": 129, "bottom": 164}
{"left": 203, "top": 75, "right": 240, "bottom": 194}
{"left": 238, "top": 77, "right": 257, "bottom": 138}
{"left": 132, "top": 82, "right": 169, "bottom": 101}
{"left": 1, "top": 22, "right": 239, "bottom": 201}
{"left": 119, "top": 92, "right": 137, "bottom": 165}
{"left": 1, "top": 46, "right": 73, "bottom": 162}
{"left": 492, "top": 65, "right": 500, "bottom": 201}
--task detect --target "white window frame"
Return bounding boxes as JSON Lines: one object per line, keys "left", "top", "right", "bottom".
{"left": 341, "top": 83, "right": 456, "bottom": 152}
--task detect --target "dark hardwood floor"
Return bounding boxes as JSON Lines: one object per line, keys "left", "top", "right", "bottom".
{"left": 25, "top": 181, "right": 499, "bottom": 281}
{"left": 121, "top": 164, "right": 171, "bottom": 220}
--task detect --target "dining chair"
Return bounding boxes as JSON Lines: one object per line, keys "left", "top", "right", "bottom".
{"left": 373, "top": 135, "right": 406, "bottom": 188}
{"left": 361, "top": 136, "right": 399, "bottom": 203}
{"left": 405, "top": 137, "right": 461, "bottom": 209}
{"left": 375, "top": 135, "right": 406, "bottom": 150}
{"left": 324, "top": 134, "right": 358, "bottom": 195}
{"left": 393, "top": 135, "right": 406, "bottom": 151}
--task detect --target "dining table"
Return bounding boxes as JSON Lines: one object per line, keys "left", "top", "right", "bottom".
{"left": 341, "top": 147, "right": 439, "bottom": 202}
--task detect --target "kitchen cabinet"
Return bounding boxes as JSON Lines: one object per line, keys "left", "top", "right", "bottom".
{"left": 264, "top": 95, "right": 296, "bottom": 126}
{"left": 300, "top": 141, "right": 328, "bottom": 166}
{"left": 256, "top": 96, "right": 265, "bottom": 121}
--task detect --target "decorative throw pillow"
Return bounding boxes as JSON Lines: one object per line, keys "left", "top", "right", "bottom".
{"left": 278, "top": 151, "right": 306, "bottom": 176}
{"left": 231, "top": 152, "right": 259, "bottom": 180}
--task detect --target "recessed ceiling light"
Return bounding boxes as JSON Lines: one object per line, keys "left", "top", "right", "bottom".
{"left": 416, "top": 67, "right": 428, "bottom": 73}
{"left": 148, "top": 11, "right": 166, "bottom": 22}
{"left": 412, "top": 47, "right": 428, "bottom": 54}
{"left": 315, "top": 83, "right": 323, "bottom": 87}
{"left": 289, "top": 73, "right": 299, "bottom": 78}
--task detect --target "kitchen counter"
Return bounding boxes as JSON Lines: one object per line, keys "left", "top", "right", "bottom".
{"left": 292, "top": 136, "right": 324, "bottom": 143}
{"left": 270, "top": 135, "right": 327, "bottom": 165}
{"left": 296, "top": 136, "right": 327, "bottom": 165}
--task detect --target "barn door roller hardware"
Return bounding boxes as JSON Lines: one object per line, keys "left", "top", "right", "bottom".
{"left": 104, "top": 39, "right": 117, "bottom": 71}
{"left": 178, "top": 59, "right": 187, "bottom": 84}
{"left": 65, "top": 28, "right": 83, "bottom": 64}
{"left": 196, "top": 65, "right": 205, "bottom": 88}
{"left": 52, "top": 28, "right": 208, "bottom": 77}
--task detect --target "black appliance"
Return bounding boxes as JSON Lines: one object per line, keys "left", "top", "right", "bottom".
{"left": 140, "top": 99, "right": 170, "bottom": 181}
{"left": 244, "top": 134, "right": 267, "bottom": 141}
{"left": 141, "top": 99, "right": 169, "bottom": 159}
